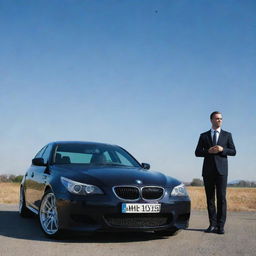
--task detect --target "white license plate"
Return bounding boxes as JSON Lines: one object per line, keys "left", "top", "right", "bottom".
{"left": 122, "top": 203, "right": 161, "bottom": 213}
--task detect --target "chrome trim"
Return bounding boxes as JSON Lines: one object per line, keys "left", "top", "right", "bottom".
{"left": 112, "top": 185, "right": 165, "bottom": 202}
{"left": 112, "top": 186, "right": 140, "bottom": 202}
{"left": 27, "top": 205, "right": 39, "bottom": 215}
{"left": 19, "top": 187, "right": 24, "bottom": 214}
{"left": 141, "top": 186, "right": 165, "bottom": 201}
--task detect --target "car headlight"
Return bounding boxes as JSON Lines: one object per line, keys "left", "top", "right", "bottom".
{"left": 61, "top": 177, "right": 104, "bottom": 195}
{"left": 171, "top": 183, "right": 188, "bottom": 196}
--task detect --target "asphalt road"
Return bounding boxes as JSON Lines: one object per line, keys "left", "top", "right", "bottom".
{"left": 0, "top": 204, "right": 255, "bottom": 256}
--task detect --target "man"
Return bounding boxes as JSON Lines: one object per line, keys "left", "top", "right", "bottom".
{"left": 195, "top": 111, "right": 236, "bottom": 234}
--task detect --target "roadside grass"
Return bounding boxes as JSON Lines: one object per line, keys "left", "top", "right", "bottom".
{"left": 0, "top": 183, "right": 255, "bottom": 212}
{"left": 187, "top": 186, "right": 256, "bottom": 212}
{"left": 0, "top": 182, "right": 20, "bottom": 204}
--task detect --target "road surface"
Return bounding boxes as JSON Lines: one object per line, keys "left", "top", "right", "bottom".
{"left": 0, "top": 204, "right": 255, "bottom": 256}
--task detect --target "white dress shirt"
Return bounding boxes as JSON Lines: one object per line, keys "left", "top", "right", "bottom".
{"left": 211, "top": 128, "right": 221, "bottom": 144}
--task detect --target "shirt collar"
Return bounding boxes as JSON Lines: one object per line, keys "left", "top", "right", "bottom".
{"left": 211, "top": 127, "right": 221, "bottom": 133}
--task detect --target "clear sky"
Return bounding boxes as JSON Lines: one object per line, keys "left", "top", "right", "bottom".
{"left": 0, "top": 0, "right": 255, "bottom": 182}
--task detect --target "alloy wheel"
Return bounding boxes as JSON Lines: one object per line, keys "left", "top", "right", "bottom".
{"left": 39, "top": 192, "right": 59, "bottom": 235}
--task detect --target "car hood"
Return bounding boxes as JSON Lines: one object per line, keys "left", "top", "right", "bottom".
{"left": 52, "top": 165, "right": 180, "bottom": 188}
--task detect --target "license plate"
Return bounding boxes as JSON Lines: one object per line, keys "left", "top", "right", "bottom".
{"left": 122, "top": 203, "right": 161, "bottom": 213}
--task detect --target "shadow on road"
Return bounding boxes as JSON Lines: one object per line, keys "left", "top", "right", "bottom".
{"left": 185, "top": 228, "right": 205, "bottom": 232}
{"left": 0, "top": 210, "right": 168, "bottom": 243}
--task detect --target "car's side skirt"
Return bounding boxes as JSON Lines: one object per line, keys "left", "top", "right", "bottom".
{"left": 27, "top": 205, "right": 39, "bottom": 215}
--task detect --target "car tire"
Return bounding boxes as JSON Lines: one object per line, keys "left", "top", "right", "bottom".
{"left": 154, "top": 227, "right": 180, "bottom": 236}
{"left": 19, "top": 186, "right": 33, "bottom": 217}
{"left": 39, "top": 190, "right": 61, "bottom": 238}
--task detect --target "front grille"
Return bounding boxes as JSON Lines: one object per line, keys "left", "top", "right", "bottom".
{"left": 142, "top": 187, "right": 164, "bottom": 200}
{"left": 105, "top": 214, "right": 171, "bottom": 228}
{"left": 114, "top": 186, "right": 140, "bottom": 200}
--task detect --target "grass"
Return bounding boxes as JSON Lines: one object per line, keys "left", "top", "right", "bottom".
{"left": 187, "top": 186, "right": 256, "bottom": 212}
{"left": 0, "top": 183, "right": 255, "bottom": 212}
{"left": 0, "top": 182, "right": 20, "bottom": 204}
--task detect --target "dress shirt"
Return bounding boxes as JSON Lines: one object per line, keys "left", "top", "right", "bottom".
{"left": 211, "top": 128, "right": 221, "bottom": 145}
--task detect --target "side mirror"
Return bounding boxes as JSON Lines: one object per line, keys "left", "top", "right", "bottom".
{"left": 32, "top": 158, "right": 46, "bottom": 166}
{"left": 141, "top": 163, "right": 150, "bottom": 170}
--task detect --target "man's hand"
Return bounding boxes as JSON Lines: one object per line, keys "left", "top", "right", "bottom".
{"left": 208, "top": 145, "right": 224, "bottom": 154}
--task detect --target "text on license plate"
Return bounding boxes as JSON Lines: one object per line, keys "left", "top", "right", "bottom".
{"left": 122, "top": 203, "right": 161, "bottom": 213}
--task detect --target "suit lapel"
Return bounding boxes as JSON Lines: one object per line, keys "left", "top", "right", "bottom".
{"left": 217, "top": 130, "right": 224, "bottom": 145}
{"left": 207, "top": 130, "right": 213, "bottom": 146}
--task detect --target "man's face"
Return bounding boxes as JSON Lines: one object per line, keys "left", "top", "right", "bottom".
{"left": 211, "top": 113, "right": 223, "bottom": 129}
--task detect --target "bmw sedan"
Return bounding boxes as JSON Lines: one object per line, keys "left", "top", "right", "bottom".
{"left": 19, "top": 141, "right": 190, "bottom": 238}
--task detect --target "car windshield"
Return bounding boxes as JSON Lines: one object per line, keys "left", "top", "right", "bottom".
{"left": 53, "top": 143, "right": 141, "bottom": 168}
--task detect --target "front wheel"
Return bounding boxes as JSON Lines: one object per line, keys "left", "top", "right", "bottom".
{"left": 39, "top": 191, "right": 61, "bottom": 238}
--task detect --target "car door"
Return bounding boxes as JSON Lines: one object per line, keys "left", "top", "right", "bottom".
{"left": 25, "top": 146, "right": 47, "bottom": 209}
{"left": 32, "top": 144, "right": 53, "bottom": 210}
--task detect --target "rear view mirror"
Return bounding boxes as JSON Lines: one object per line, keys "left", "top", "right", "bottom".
{"left": 141, "top": 163, "right": 150, "bottom": 170}
{"left": 32, "top": 158, "right": 46, "bottom": 166}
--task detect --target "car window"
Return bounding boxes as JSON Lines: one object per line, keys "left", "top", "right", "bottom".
{"left": 115, "top": 151, "right": 134, "bottom": 167}
{"left": 55, "top": 151, "right": 92, "bottom": 164}
{"left": 53, "top": 143, "right": 140, "bottom": 167}
{"left": 35, "top": 146, "right": 47, "bottom": 158}
{"left": 42, "top": 145, "right": 52, "bottom": 164}
{"left": 103, "top": 151, "right": 112, "bottom": 162}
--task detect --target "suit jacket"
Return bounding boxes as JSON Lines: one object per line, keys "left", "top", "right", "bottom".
{"left": 195, "top": 129, "right": 236, "bottom": 176}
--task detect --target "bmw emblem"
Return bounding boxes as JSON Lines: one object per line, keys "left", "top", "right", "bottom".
{"left": 135, "top": 180, "right": 142, "bottom": 184}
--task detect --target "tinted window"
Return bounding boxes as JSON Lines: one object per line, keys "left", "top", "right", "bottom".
{"left": 42, "top": 145, "right": 52, "bottom": 164}
{"left": 116, "top": 151, "right": 134, "bottom": 166}
{"left": 54, "top": 143, "right": 140, "bottom": 167}
{"left": 35, "top": 146, "right": 47, "bottom": 158}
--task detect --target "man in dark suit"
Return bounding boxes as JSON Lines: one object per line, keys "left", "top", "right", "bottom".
{"left": 195, "top": 111, "right": 236, "bottom": 234}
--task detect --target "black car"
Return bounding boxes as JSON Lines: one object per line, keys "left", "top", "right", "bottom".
{"left": 19, "top": 141, "right": 190, "bottom": 238}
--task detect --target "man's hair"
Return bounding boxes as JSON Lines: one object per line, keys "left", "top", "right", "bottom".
{"left": 210, "top": 111, "right": 222, "bottom": 120}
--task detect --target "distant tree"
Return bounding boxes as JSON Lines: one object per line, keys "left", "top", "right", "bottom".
{"left": 228, "top": 180, "right": 256, "bottom": 187}
{"left": 8, "top": 175, "right": 16, "bottom": 182}
{"left": 251, "top": 181, "right": 256, "bottom": 187}
{"left": 0, "top": 175, "right": 8, "bottom": 182}
{"left": 0, "top": 174, "right": 23, "bottom": 183}
{"left": 13, "top": 175, "right": 23, "bottom": 183}
{"left": 190, "top": 178, "right": 204, "bottom": 186}
{"left": 239, "top": 180, "right": 247, "bottom": 187}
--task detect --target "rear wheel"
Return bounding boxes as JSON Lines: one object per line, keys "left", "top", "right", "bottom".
{"left": 154, "top": 227, "right": 180, "bottom": 236}
{"left": 19, "top": 186, "right": 33, "bottom": 217}
{"left": 39, "top": 191, "right": 61, "bottom": 238}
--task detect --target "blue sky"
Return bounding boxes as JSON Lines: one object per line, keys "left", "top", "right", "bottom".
{"left": 0, "top": 0, "right": 255, "bottom": 182}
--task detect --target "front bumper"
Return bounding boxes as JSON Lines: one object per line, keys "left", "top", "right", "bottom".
{"left": 56, "top": 193, "right": 191, "bottom": 232}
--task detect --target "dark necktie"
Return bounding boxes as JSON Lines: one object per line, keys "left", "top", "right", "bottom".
{"left": 213, "top": 131, "right": 217, "bottom": 145}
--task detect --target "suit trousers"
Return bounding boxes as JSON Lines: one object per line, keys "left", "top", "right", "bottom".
{"left": 203, "top": 168, "right": 228, "bottom": 228}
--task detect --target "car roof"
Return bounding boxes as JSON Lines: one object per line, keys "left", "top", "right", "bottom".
{"left": 51, "top": 141, "right": 118, "bottom": 147}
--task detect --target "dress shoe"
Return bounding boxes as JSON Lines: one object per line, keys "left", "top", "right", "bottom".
{"left": 217, "top": 227, "right": 225, "bottom": 234}
{"left": 204, "top": 226, "right": 217, "bottom": 233}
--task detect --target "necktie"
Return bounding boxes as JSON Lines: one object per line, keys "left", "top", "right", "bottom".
{"left": 213, "top": 131, "right": 217, "bottom": 145}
